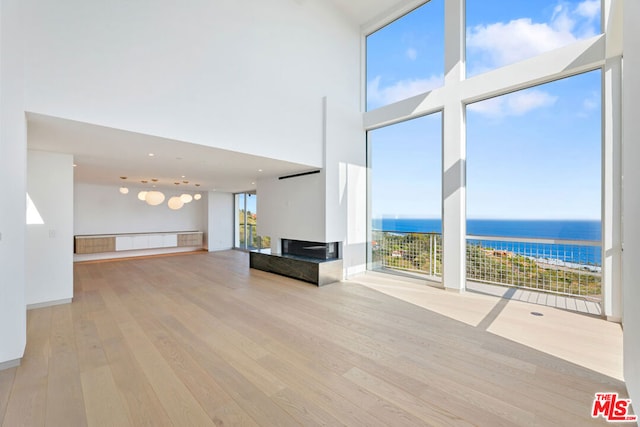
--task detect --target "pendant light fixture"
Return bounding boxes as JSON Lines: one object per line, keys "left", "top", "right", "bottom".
{"left": 119, "top": 176, "right": 129, "bottom": 194}
{"left": 168, "top": 196, "right": 184, "bottom": 210}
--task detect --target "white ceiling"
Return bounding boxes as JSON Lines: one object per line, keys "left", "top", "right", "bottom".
{"left": 328, "top": 0, "right": 410, "bottom": 28}
{"left": 25, "top": 1, "right": 407, "bottom": 194}
{"left": 27, "top": 113, "right": 316, "bottom": 194}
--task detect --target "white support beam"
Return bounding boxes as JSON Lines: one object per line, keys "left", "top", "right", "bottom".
{"left": 363, "top": 35, "right": 605, "bottom": 131}
{"left": 601, "top": 56, "right": 622, "bottom": 322}
{"left": 622, "top": 0, "right": 640, "bottom": 405}
{"left": 602, "top": 0, "right": 623, "bottom": 322}
{"left": 441, "top": 0, "right": 465, "bottom": 292}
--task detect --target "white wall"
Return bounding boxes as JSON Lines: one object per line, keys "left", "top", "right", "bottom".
{"left": 207, "top": 192, "right": 233, "bottom": 251}
{"left": 622, "top": 0, "right": 640, "bottom": 409}
{"left": 24, "top": 0, "right": 358, "bottom": 168}
{"left": 24, "top": 0, "right": 367, "bottom": 276}
{"left": 257, "top": 172, "right": 326, "bottom": 250}
{"left": 74, "top": 183, "right": 207, "bottom": 235}
{"left": 324, "top": 98, "right": 367, "bottom": 276}
{"left": 0, "top": 0, "right": 27, "bottom": 366}
{"left": 26, "top": 150, "right": 74, "bottom": 306}
{"left": 255, "top": 22, "right": 365, "bottom": 270}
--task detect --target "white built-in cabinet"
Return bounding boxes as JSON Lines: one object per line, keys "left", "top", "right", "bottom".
{"left": 75, "top": 231, "right": 202, "bottom": 254}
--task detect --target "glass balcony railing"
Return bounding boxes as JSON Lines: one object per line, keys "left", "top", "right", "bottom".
{"left": 371, "top": 230, "right": 602, "bottom": 301}
{"left": 239, "top": 222, "right": 270, "bottom": 251}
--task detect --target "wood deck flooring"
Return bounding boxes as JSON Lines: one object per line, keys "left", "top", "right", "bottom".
{"left": 0, "top": 250, "right": 631, "bottom": 426}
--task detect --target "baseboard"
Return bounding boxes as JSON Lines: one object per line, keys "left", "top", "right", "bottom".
{"left": 74, "top": 246, "right": 205, "bottom": 262}
{"left": 27, "top": 298, "right": 72, "bottom": 310}
{"left": 209, "top": 247, "right": 234, "bottom": 252}
{"left": 0, "top": 358, "right": 21, "bottom": 371}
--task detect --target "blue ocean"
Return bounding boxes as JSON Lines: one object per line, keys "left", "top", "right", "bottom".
{"left": 372, "top": 218, "right": 602, "bottom": 265}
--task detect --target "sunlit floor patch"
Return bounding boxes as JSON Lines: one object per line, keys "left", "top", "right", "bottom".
{"left": 350, "top": 271, "right": 623, "bottom": 381}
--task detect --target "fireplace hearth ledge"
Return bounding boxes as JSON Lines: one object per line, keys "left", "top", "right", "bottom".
{"left": 249, "top": 251, "right": 343, "bottom": 286}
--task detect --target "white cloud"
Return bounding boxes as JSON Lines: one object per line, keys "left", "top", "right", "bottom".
{"left": 575, "top": 0, "right": 600, "bottom": 20}
{"left": 508, "top": 90, "right": 558, "bottom": 115}
{"left": 468, "top": 89, "right": 558, "bottom": 119}
{"left": 367, "top": 74, "right": 444, "bottom": 108}
{"left": 467, "top": 18, "right": 576, "bottom": 69}
{"left": 466, "top": 1, "right": 600, "bottom": 72}
{"left": 579, "top": 91, "right": 599, "bottom": 116}
{"left": 467, "top": 96, "right": 503, "bottom": 117}
{"left": 406, "top": 47, "right": 417, "bottom": 61}
{"left": 582, "top": 97, "right": 598, "bottom": 111}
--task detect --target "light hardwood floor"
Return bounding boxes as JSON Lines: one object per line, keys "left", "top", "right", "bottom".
{"left": 0, "top": 250, "right": 631, "bottom": 426}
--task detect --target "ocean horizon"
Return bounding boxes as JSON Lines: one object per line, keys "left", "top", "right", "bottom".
{"left": 372, "top": 218, "right": 602, "bottom": 265}
{"left": 372, "top": 218, "right": 601, "bottom": 241}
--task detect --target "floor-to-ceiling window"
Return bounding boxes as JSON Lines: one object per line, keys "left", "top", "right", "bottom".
{"left": 466, "top": 70, "right": 602, "bottom": 300}
{"left": 235, "top": 192, "right": 269, "bottom": 251}
{"left": 364, "top": 0, "right": 612, "bottom": 313}
{"left": 368, "top": 113, "right": 442, "bottom": 280}
{"left": 366, "top": 0, "right": 444, "bottom": 281}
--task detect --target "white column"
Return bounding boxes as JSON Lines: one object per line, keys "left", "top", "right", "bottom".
{"left": 622, "top": 0, "right": 640, "bottom": 406}
{"left": 442, "top": 0, "right": 466, "bottom": 291}
{"left": 0, "top": 0, "right": 27, "bottom": 367}
{"left": 601, "top": 56, "right": 622, "bottom": 321}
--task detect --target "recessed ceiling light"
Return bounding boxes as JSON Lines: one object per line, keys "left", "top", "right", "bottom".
{"left": 181, "top": 175, "right": 186, "bottom": 178}
{"left": 258, "top": 169, "right": 263, "bottom": 172}
{"left": 251, "top": 182, "right": 255, "bottom": 185}
{"left": 73, "top": 164, "right": 77, "bottom": 167}
{"left": 148, "top": 153, "right": 155, "bottom": 157}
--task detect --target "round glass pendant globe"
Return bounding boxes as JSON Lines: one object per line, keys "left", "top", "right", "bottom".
{"left": 119, "top": 186, "right": 129, "bottom": 194}
{"left": 145, "top": 190, "right": 165, "bottom": 206}
{"left": 180, "top": 194, "right": 193, "bottom": 203}
{"left": 137, "top": 191, "right": 148, "bottom": 201}
{"left": 168, "top": 196, "right": 184, "bottom": 210}
{"left": 193, "top": 193, "right": 202, "bottom": 200}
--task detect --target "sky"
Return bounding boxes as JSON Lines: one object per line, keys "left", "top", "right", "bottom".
{"left": 367, "top": 0, "right": 602, "bottom": 220}
{"left": 239, "top": 193, "right": 257, "bottom": 214}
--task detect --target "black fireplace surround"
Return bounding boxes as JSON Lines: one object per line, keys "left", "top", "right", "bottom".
{"left": 281, "top": 239, "right": 339, "bottom": 260}
{"left": 250, "top": 239, "right": 342, "bottom": 286}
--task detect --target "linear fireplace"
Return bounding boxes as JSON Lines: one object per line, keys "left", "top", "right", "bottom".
{"left": 250, "top": 239, "right": 343, "bottom": 285}
{"left": 281, "top": 239, "right": 340, "bottom": 260}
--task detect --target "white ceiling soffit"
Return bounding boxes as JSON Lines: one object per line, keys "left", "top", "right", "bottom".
{"left": 328, "top": 0, "right": 427, "bottom": 32}
{"left": 26, "top": 112, "right": 316, "bottom": 193}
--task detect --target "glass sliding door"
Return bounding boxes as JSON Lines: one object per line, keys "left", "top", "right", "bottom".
{"left": 236, "top": 193, "right": 247, "bottom": 250}
{"left": 235, "top": 192, "right": 270, "bottom": 251}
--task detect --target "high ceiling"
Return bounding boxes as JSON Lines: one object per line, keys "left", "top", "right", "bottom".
{"left": 26, "top": 0, "right": 407, "bottom": 194}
